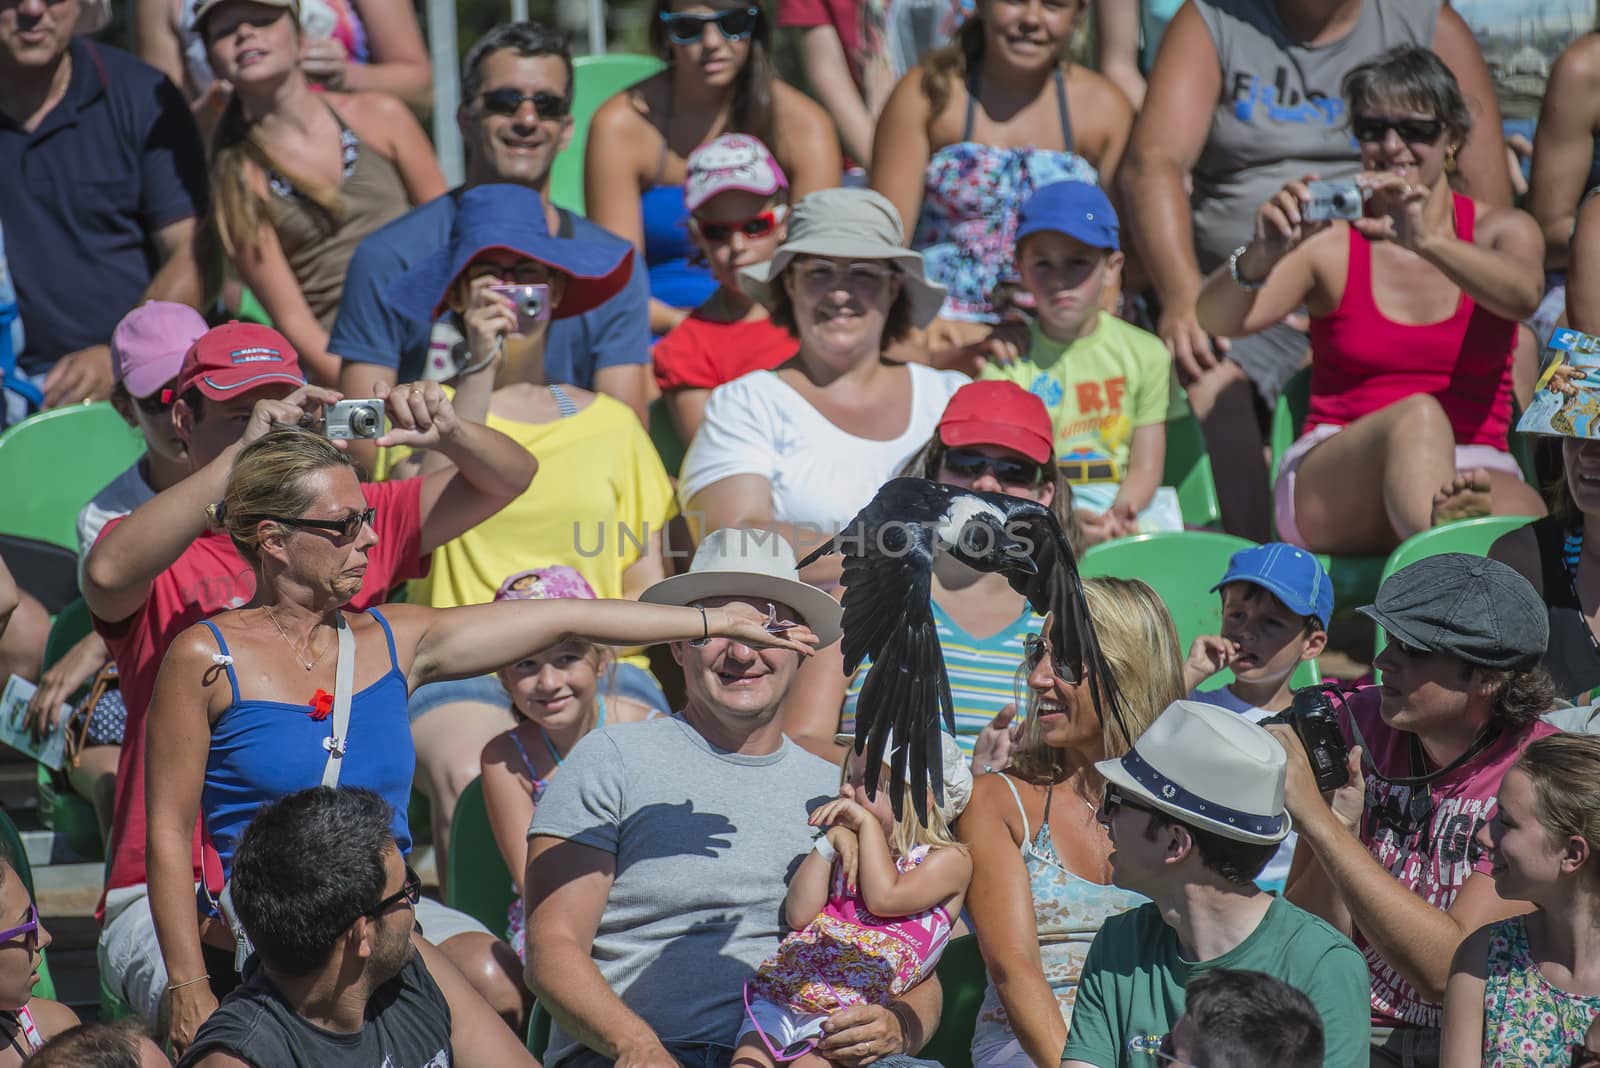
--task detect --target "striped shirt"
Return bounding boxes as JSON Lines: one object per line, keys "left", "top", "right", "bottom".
{"left": 841, "top": 600, "right": 1043, "bottom": 754}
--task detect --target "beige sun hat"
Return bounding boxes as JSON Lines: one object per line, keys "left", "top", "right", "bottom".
{"left": 1096, "top": 700, "right": 1292, "bottom": 845}
{"left": 640, "top": 528, "right": 842, "bottom": 648}
{"left": 737, "top": 188, "right": 946, "bottom": 328}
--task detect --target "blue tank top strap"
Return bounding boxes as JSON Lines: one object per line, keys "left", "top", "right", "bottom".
{"left": 962, "top": 59, "right": 981, "bottom": 142}
{"left": 508, "top": 729, "right": 539, "bottom": 780}
{"left": 960, "top": 57, "right": 1073, "bottom": 150}
{"left": 549, "top": 383, "right": 578, "bottom": 419}
{"left": 365, "top": 607, "right": 400, "bottom": 672}
{"left": 199, "top": 619, "right": 241, "bottom": 705}
{"left": 1053, "top": 65, "right": 1072, "bottom": 151}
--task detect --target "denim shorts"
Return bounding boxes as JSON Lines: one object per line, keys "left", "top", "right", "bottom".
{"left": 407, "top": 663, "right": 671, "bottom": 724}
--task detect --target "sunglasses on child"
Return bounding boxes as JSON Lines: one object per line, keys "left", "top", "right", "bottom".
{"left": 1351, "top": 115, "right": 1445, "bottom": 146}
{"left": 263, "top": 506, "right": 377, "bottom": 542}
{"left": 658, "top": 6, "right": 761, "bottom": 45}
{"left": 478, "top": 88, "right": 571, "bottom": 120}
{"left": 691, "top": 207, "right": 786, "bottom": 243}
{"left": 942, "top": 448, "right": 1048, "bottom": 487}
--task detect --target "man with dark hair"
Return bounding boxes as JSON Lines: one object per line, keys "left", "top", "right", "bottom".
{"left": 1271, "top": 554, "right": 1559, "bottom": 1066}
{"left": 180, "top": 787, "right": 537, "bottom": 1067}
{"left": 1061, "top": 700, "right": 1370, "bottom": 1068}
{"left": 31, "top": 1020, "right": 169, "bottom": 1068}
{"left": 330, "top": 19, "right": 652, "bottom": 452}
{"left": 1166, "top": 969, "right": 1324, "bottom": 1068}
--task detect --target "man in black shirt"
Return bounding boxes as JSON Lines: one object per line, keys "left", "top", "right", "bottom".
{"left": 180, "top": 788, "right": 535, "bottom": 1068}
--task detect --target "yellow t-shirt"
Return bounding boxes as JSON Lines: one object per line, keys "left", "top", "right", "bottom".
{"left": 408, "top": 395, "right": 677, "bottom": 669}
{"left": 982, "top": 312, "right": 1187, "bottom": 484}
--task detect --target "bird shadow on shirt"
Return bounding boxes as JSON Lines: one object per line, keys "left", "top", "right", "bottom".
{"left": 611, "top": 801, "right": 739, "bottom": 873}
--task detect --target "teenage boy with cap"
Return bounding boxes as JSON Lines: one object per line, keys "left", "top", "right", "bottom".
{"left": 1060, "top": 700, "right": 1371, "bottom": 1068}
{"left": 1269, "top": 554, "right": 1559, "bottom": 1065}
{"left": 525, "top": 528, "right": 945, "bottom": 1068}
{"left": 983, "top": 180, "right": 1188, "bottom": 544}
{"left": 82, "top": 321, "right": 536, "bottom": 1025}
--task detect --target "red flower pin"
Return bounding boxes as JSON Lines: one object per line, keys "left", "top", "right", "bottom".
{"left": 308, "top": 689, "right": 334, "bottom": 721}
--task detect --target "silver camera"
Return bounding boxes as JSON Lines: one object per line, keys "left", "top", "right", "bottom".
{"left": 1304, "top": 179, "right": 1365, "bottom": 222}
{"left": 325, "top": 399, "right": 387, "bottom": 440}
{"left": 489, "top": 283, "right": 552, "bottom": 335}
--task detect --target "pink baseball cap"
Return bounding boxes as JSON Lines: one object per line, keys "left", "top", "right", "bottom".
{"left": 111, "top": 302, "right": 209, "bottom": 399}
{"left": 495, "top": 566, "right": 597, "bottom": 602}
{"left": 684, "top": 134, "right": 788, "bottom": 213}
{"left": 174, "top": 322, "right": 306, "bottom": 401}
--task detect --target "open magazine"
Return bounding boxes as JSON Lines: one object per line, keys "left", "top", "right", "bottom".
{"left": 0, "top": 676, "right": 66, "bottom": 771}
{"left": 1518, "top": 328, "right": 1600, "bottom": 439}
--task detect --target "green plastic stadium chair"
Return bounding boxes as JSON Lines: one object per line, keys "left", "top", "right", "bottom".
{"left": 920, "top": 934, "right": 987, "bottom": 1068}
{"left": 528, "top": 999, "right": 552, "bottom": 1058}
{"left": 1162, "top": 410, "right": 1221, "bottom": 529}
{"left": 444, "top": 777, "right": 517, "bottom": 937}
{"left": 0, "top": 403, "right": 144, "bottom": 552}
{"left": 648, "top": 396, "right": 688, "bottom": 481}
{"left": 548, "top": 54, "right": 667, "bottom": 216}
{"left": 35, "top": 598, "right": 106, "bottom": 862}
{"left": 1081, "top": 531, "right": 1322, "bottom": 690}
{"left": 0, "top": 807, "right": 56, "bottom": 1002}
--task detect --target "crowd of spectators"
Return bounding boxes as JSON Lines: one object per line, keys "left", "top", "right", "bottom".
{"left": 9, "top": 0, "right": 1600, "bottom": 1065}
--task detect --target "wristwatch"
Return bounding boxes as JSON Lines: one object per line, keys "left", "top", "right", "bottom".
{"left": 1228, "top": 244, "right": 1268, "bottom": 292}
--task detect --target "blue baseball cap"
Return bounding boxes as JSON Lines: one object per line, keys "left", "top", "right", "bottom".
{"left": 1015, "top": 180, "right": 1119, "bottom": 251}
{"left": 1212, "top": 543, "right": 1334, "bottom": 629}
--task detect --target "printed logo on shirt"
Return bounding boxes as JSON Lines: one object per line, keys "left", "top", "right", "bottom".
{"left": 1229, "top": 67, "right": 1350, "bottom": 133}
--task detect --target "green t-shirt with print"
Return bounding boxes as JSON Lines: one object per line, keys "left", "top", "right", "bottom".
{"left": 1061, "top": 895, "right": 1371, "bottom": 1068}
{"left": 982, "top": 312, "right": 1187, "bottom": 485}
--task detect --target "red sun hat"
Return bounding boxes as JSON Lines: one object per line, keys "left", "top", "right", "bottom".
{"left": 936, "top": 380, "right": 1055, "bottom": 465}
{"left": 173, "top": 322, "right": 306, "bottom": 402}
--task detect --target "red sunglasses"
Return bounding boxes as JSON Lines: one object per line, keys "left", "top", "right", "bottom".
{"left": 692, "top": 207, "right": 786, "bottom": 243}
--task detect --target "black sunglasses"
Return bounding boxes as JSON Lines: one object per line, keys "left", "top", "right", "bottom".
{"left": 1351, "top": 114, "right": 1444, "bottom": 146}
{"left": 658, "top": 6, "right": 761, "bottom": 45}
{"left": 365, "top": 865, "right": 422, "bottom": 919}
{"left": 1103, "top": 783, "right": 1158, "bottom": 819}
{"left": 943, "top": 447, "right": 1048, "bottom": 487}
{"left": 263, "top": 506, "right": 376, "bottom": 542}
{"left": 135, "top": 389, "right": 174, "bottom": 416}
{"left": 1023, "top": 632, "right": 1079, "bottom": 684}
{"left": 479, "top": 87, "right": 571, "bottom": 120}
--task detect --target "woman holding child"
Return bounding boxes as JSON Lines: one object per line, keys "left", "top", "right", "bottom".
{"left": 957, "top": 578, "right": 1181, "bottom": 1068}
{"left": 1195, "top": 45, "right": 1546, "bottom": 554}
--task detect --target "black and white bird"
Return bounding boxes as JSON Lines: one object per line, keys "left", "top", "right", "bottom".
{"left": 799, "top": 477, "right": 1126, "bottom": 823}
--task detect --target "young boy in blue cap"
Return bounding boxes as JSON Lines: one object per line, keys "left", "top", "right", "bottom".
{"left": 1183, "top": 541, "right": 1333, "bottom": 890}
{"left": 984, "top": 180, "right": 1188, "bottom": 544}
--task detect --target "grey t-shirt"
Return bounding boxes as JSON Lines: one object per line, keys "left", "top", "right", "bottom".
{"left": 1191, "top": 0, "right": 1439, "bottom": 271}
{"left": 529, "top": 715, "right": 838, "bottom": 1067}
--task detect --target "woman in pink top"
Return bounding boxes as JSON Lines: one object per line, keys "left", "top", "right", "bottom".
{"left": 1196, "top": 45, "right": 1546, "bottom": 554}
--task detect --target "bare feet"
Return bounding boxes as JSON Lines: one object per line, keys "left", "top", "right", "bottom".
{"left": 1431, "top": 469, "right": 1493, "bottom": 527}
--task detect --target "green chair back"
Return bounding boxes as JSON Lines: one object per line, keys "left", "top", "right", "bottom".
{"left": 548, "top": 54, "right": 667, "bottom": 215}
{"left": 444, "top": 777, "right": 516, "bottom": 937}
{"left": 0, "top": 807, "right": 56, "bottom": 1001}
{"left": 1268, "top": 367, "right": 1311, "bottom": 486}
{"left": 1081, "top": 531, "right": 1323, "bottom": 690}
{"left": 1162, "top": 410, "right": 1221, "bottom": 529}
{"left": 42, "top": 598, "right": 93, "bottom": 677}
{"left": 919, "top": 934, "right": 986, "bottom": 1068}
{"left": 0, "top": 404, "right": 144, "bottom": 551}
{"left": 37, "top": 598, "right": 106, "bottom": 861}
{"left": 528, "top": 999, "right": 552, "bottom": 1058}
{"left": 648, "top": 396, "right": 688, "bottom": 480}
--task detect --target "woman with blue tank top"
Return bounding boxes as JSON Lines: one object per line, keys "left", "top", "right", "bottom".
{"left": 583, "top": 0, "right": 842, "bottom": 337}
{"left": 956, "top": 576, "right": 1182, "bottom": 1068}
{"left": 142, "top": 427, "right": 822, "bottom": 1054}
{"left": 870, "top": 0, "right": 1133, "bottom": 358}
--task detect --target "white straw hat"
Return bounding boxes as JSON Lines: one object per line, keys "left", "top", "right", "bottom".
{"left": 640, "top": 528, "right": 842, "bottom": 648}
{"left": 1096, "top": 700, "right": 1292, "bottom": 845}
{"left": 833, "top": 730, "right": 975, "bottom": 819}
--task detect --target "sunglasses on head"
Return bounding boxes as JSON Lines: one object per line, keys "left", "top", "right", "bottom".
{"left": 263, "top": 506, "right": 377, "bottom": 542}
{"left": 942, "top": 447, "right": 1048, "bottom": 487}
{"left": 0, "top": 904, "right": 39, "bottom": 950}
{"left": 1351, "top": 114, "right": 1445, "bottom": 145}
{"left": 692, "top": 207, "right": 785, "bottom": 243}
{"left": 658, "top": 5, "right": 761, "bottom": 44}
{"left": 478, "top": 88, "right": 571, "bottom": 120}
{"left": 365, "top": 865, "right": 422, "bottom": 919}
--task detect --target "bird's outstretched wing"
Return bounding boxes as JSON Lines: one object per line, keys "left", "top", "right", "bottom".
{"left": 1003, "top": 508, "right": 1131, "bottom": 748}
{"left": 799, "top": 479, "right": 958, "bottom": 823}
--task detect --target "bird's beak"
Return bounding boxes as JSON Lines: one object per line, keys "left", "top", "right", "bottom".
{"left": 1000, "top": 532, "right": 1037, "bottom": 572}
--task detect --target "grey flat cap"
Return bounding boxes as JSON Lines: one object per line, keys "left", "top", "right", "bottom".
{"left": 1358, "top": 553, "right": 1548, "bottom": 670}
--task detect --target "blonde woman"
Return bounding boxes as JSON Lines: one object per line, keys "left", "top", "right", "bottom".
{"left": 956, "top": 577, "right": 1182, "bottom": 1068}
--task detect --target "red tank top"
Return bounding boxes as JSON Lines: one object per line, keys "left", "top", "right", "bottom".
{"left": 1305, "top": 193, "right": 1514, "bottom": 448}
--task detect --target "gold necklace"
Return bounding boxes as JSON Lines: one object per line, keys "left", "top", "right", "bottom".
{"left": 263, "top": 607, "right": 326, "bottom": 671}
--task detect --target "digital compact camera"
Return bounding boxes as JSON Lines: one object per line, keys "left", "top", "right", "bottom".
{"left": 1261, "top": 687, "right": 1350, "bottom": 792}
{"left": 324, "top": 399, "right": 387, "bottom": 440}
{"left": 1304, "top": 179, "right": 1365, "bottom": 222}
{"left": 490, "top": 283, "right": 553, "bottom": 335}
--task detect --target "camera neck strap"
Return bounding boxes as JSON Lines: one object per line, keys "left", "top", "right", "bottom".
{"left": 1326, "top": 684, "right": 1500, "bottom": 787}
{"left": 320, "top": 614, "right": 355, "bottom": 788}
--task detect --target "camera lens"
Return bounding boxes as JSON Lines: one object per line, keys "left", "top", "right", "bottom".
{"left": 1333, "top": 191, "right": 1356, "bottom": 211}
{"left": 350, "top": 406, "right": 379, "bottom": 435}
{"left": 522, "top": 297, "right": 541, "bottom": 317}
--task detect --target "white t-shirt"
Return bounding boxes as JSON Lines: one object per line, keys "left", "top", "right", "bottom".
{"left": 76, "top": 460, "right": 155, "bottom": 583}
{"left": 1187, "top": 684, "right": 1297, "bottom": 891}
{"left": 677, "top": 363, "right": 969, "bottom": 534}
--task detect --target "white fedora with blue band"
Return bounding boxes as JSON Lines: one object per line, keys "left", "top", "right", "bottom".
{"left": 1096, "top": 700, "right": 1292, "bottom": 846}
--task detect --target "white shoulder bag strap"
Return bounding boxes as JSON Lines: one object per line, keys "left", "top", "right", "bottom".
{"left": 320, "top": 612, "right": 356, "bottom": 787}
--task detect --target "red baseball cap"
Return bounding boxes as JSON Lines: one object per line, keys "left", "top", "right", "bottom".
{"left": 937, "top": 380, "right": 1055, "bottom": 464}
{"left": 173, "top": 322, "right": 306, "bottom": 401}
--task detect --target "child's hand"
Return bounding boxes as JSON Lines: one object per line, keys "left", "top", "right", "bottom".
{"left": 826, "top": 826, "right": 860, "bottom": 895}
{"left": 1107, "top": 500, "right": 1140, "bottom": 537}
{"left": 1184, "top": 634, "right": 1239, "bottom": 689}
{"left": 1076, "top": 509, "right": 1117, "bottom": 546}
{"left": 810, "top": 789, "right": 870, "bottom": 832}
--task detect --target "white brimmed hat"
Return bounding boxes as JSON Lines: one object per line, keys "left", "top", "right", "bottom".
{"left": 1096, "top": 700, "right": 1291, "bottom": 845}
{"left": 738, "top": 188, "right": 945, "bottom": 327}
{"left": 833, "top": 730, "right": 974, "bottom": 819}
{"left": 640, "top": 528, "right": 842, "bottom": 648}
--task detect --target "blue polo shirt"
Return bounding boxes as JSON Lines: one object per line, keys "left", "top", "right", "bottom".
{"left": 329, "top": 189, "right": 651, "bottom": 386}
{"left": 1, "top": 38, "right": 207, "bottom": 376}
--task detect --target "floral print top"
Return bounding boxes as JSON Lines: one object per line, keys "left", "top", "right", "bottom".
{"left": 1482, "top": 915, "right": 1600, "bottom": 1067}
